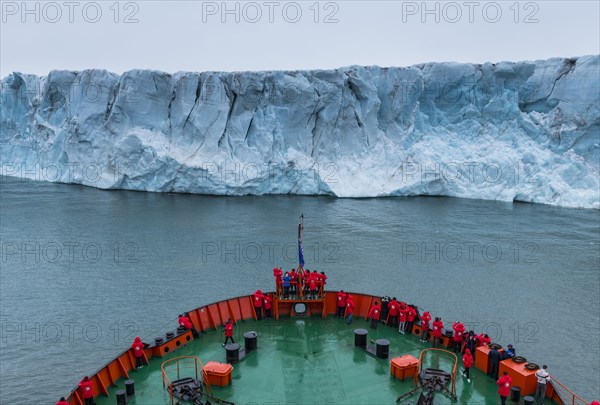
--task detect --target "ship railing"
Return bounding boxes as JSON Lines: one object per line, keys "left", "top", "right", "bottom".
{"left": 548, "top": 374, "right": 591, "bottom": 405}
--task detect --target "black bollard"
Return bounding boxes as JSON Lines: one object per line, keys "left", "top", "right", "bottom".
{"left": 354, "top": 329, "right": 368, "bottom": 348}
{"left": 510, "top": 386, "right": 521, "bottom": 403}
{"left": 116, "top": 389, "right": 127, "bottom": 405}
{"left": 523, "top": 396, "right": 535, "bottom": 405}
{"left": 165, "top": 331, "right": 175, "bottom": 340}
{"left": 375, "top": 339, "right": 390, "bottom": 359}
{"left": 225, "top": 343, "right": 241, "bottom": 364}
{"left": 244, "top": 331, "right": 258, "bottom": 352}
{"left": 125, "top": 380, "right": 135, "bottom": 397}
{"left": 154, "top": 337, "right": 164, "bottom": 345}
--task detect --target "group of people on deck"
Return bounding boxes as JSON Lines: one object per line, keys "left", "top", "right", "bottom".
{"left": 355, "top": 295, "right": 527, "bottom": 394}
{"left": 273, "top": 267, "right": 327, "bottom": 300}
{"left": 335, "top": 290, "right": 356, "bottom": 324}
{"left": 251, "top": 289, "right": 273, "bottom": 320}
{"left": 67, "top": 283, "right": 593, "bottom": 405}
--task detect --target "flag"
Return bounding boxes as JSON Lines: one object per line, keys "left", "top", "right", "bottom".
{"left": 298, "top": 222, "right": 305, "bottom": 268}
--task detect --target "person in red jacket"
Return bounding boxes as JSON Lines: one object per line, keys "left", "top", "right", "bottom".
{"left": 253, "top": 290, "right": 264, "bottom": 320}
{"left": 263, "top": 294, "right": 272, "bottom": 319}
{"left": 336, "top": 290, "right": 347, "bottom": 317}
{"left": 432, "top": 317, "right": 444, "bottom": 348}
{"left": 476, "top": 333, "right": 491, "bottom": 347}
{"left": 345, "top": 295, "right": 355, "bottom": 324}
{"left": 398, "top": 302, "right": 409, "bottom": 334}
{"left": 178, "top": 313, "right": 193, "bottom": 330}
{"left": 223, "top": 319, "right": 234, "bottom": 346}
{"left": 420, "top": 311, "right": 432, "bottom": 342}
{"left": 289, "top": 268, "right": 298, "bottom": 297}
{"left": 302, "top": 270, "right": 309, "bottom": 296}
{"left": 56, "top": 397, "right": 70, "bottom": 405}
{"left": 308, "top": 273, "right": 318, "bottom": 299}
{"left": 497, "top": 371, "right": 512, "bottom": 405}
{"left": 318, "top": 271, "right": 327, "bottom": 296}
{"left": 131, "top": 336, "right": 146, "bottom": 369}
{"left": 452, "top": 322, "right": 466, "bottom": 353}
{"left": 78, "top": 376, "right": 94, "bottom": 405}
{"left": 406, "top": 305, "right": 417, "bottom": 334}
{"left": 367, "top": 302, "right": 382, "bottom": 329}
{"left": 273, "top": 267, "right": 283, "bottom": 297}
{"left": 462, "top": 348, "right": 473, "bottom": 382}
{"left": 387, "top": 297, "right": 399, "bottom": 328}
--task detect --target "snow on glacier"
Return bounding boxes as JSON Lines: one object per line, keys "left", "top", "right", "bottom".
{"left": 1, "top": 56, "right": 598, "bottom": 208}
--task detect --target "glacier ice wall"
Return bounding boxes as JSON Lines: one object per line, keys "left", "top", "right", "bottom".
{"left": 1, "top": 56, "right": 599, "bottom": 208}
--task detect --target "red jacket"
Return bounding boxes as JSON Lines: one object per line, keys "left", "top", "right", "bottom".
{"left": 224, "top": 322, "right": 233, "bottom": 337}
{"left": 290, "top": 271, "right": 297, "bottom": 285}
{"left": 432, "top": 320, "right": 444, "bottom": 337}
{"left": 399, "top": 304, "right": 408, "bottom": 322}
{"left": 263, "top": 295, "right": 272, "bottom": 310}
{"left": 367, "top": 304, "right": 382, "bottom": 320}
{"left": 462, "top": 350, "right": 473, "bottom": 368}
{"left": 421, "top": 312, "right": 431, "bottom": 330}
{"left": 346, "top": 300, "right": 355, "bottom": 315}
{"left": 320, "top": 273, "right": 327, "bottom": 285}
{"left": 497, "top": 374, "right": 512, "bottom": 397}
{"left": 273, "top": 268, "right": 282, "bottom": 286}
{"left": 388, "top": 300, "right": 399, "bottom": 316}
{"left": 79, "top": 378, "right": 94, "bottom": 399}
{"left": 253, "top": 290, "right": 264, "bottom": 308}
{"left": 309, "top": 275, "right": 317, "bottom": 290}
{"left": 178, "top": 315, "right": 193, "bottom": 330}
{"left": 476, "top": 334, "right": 491, "bottom": 346}
{"left": 407, "top": 307, "right": 417, "bottom": 322}
{"left": 56, "top": 400, "right": 70, "bottom": 405}
{"left": 131, "top": 337, "right": 144, "bottom": 358}
{"left": 337, "top": 292, "right": 347, "bottom": 307}
{"left": 453, "top": 322, "right": 465, "bottom": 343}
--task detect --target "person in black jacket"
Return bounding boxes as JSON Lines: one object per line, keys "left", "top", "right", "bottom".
{"left": 380, "top": 296, "right": 390, "bottom": 324}
{"left": 466, "top": 332, "right": 477, "bottom": 355}
{"left": 488, "top": 346, "right": 502, "bottom": 379}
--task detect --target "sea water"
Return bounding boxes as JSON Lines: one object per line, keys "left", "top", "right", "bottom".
{"left": 0, "top": 176, "right": 598, "bottom": 403}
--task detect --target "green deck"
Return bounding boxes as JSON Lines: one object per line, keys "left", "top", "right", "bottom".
{"left": 95, "top": 316, "right": 556, "bottom": 405}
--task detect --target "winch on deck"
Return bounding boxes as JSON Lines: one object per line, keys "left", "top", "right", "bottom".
{"left": 396, "top": 348, "right": 458, "bottom": 405}
{"left": 161, "top": 356, "right": 234, "bottom": 405}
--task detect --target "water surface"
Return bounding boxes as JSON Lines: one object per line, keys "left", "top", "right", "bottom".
{"left": 0, "top": 177, "right": 598, "bottom": 403}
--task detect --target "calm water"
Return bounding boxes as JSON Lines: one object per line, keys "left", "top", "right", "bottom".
{"left": 0, "top": 177, "right": 599, "bottom": 404}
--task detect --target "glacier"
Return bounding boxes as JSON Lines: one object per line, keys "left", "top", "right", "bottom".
{"left": 1, "top": 56, "right": 599, "bottom": 208}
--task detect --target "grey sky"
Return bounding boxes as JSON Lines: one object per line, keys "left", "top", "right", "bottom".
{"left": 1, "top": 0, "right": 599, "bottom": 77}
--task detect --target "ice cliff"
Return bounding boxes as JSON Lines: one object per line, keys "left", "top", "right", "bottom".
{"left": 1, "top": 56, "right": 599, "bottom": 208}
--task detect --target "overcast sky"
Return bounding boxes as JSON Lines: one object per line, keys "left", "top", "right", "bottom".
{"left": 1, "top": 0, "right": 599, "bottom": 77}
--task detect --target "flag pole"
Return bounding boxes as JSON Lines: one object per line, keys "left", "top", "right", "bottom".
{"left": 298, "top": 213, "right": 304, "bottom": 272}
{"left": 297, "top": 214, "right": 305, "bottom": 299}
